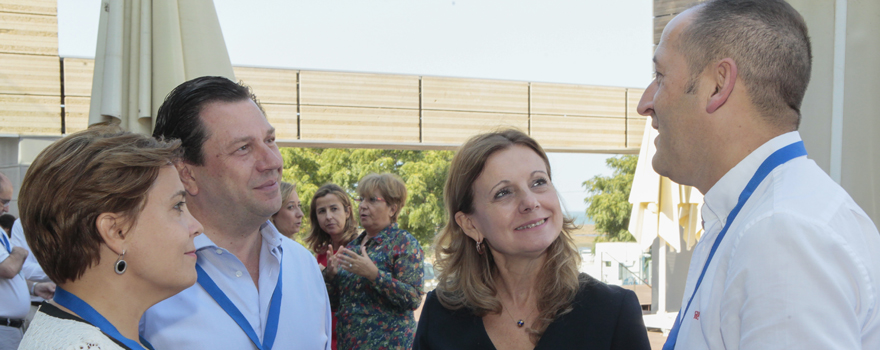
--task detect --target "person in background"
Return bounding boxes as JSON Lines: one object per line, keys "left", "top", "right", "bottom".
{"left": 639, "top": 1, "right": 880, "bottom": 348}
{"left": 272, "top": 181, "right": 304, "bottom": 239}
{"left": 0, "top": 173, "right": 54, "bottom": 350}
{"left": 0, "top": 214, "right": 13, "bottom": 237}
{"left": 17, "top": 124, "right": 203, "bottom": 350}
{"left": 0, "top": 173, "right": 11, "bottom": 215}
{"left": 324, "top": 173, "right": 424, "bottom": 349}
{"left": 143, "top": 76, "right": 331, "bottom": 349}
{"left": 305, "top": 183, "right": 359, "bottom": 350}
{"left": 414, "top": 130, "right": 650, "bottom": 350}
{"left": 306, "top": 183, "right": 358, "bottom": 269}
{"left": 10, "top": 218, "right": 55, "bottom": 332}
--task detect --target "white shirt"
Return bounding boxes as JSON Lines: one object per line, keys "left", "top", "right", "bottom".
{"left": 19, "top": 304, "right": 125, "bottom": 350}
{"left": 10, "top": 219, "right": 49, "bottom": 283}
{"left": 0, "top": 232, "right": 28, "bottom": 319}
{"left": 672, "top": 132, "right": 880, "bottom": 349}
{"left": 141, "top": 221, "right": 332, "bottom": 350}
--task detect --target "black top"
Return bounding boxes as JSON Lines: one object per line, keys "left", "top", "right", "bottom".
{"left": 413, "top": 274, "right": 651, "bottom": 350}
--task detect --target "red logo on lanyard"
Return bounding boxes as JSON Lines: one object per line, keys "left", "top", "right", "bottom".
{"left": 694, "top": 311, "right": 700, "bottom": 320}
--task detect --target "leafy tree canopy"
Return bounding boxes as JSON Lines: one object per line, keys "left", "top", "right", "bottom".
{"left": 582, "top": 155, "right": 638, "bottom": 243}
{"left": 281, "top": 147, "right": 453, "bottom": 251}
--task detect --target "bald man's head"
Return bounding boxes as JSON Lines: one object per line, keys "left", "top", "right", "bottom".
{"left": 0, "top": 172, "right": 11, "bottom": 214}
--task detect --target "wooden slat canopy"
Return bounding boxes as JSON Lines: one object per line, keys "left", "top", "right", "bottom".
{"left": 0, "top": 0, "right": 646, "bottom": 154}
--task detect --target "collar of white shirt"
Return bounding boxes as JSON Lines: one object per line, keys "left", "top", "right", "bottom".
{"left": 194, "top": 220, "right": 285, "bottom": 255}
{"left": 700, "top": 131, "right": 803, "bottom": 231}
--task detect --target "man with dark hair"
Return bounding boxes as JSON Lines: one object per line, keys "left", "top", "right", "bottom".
{"left": 638, "top": 0, "right": 880, "bottom": 349}
{"left": 0, "top": 214, "right": 13, "bottom": 237}
{"left": 142, "top": 76, "right": 331, "bottom": 349}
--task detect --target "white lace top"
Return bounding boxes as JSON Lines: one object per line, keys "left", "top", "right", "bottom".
{"left": 19, "top": 303, "right": 128, "bottom": 350}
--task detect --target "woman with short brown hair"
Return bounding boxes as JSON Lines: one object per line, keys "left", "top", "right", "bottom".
{"left": 324, "top": 173, "right": 424, "bottom": 349}
{"left": 18, "top": 124, "right": 203, "bottom": 350}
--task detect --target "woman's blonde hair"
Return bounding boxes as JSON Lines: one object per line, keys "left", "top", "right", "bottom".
{"left": 432, "top": 129, "right": 581, "bottom": 344}
{"left": 305, "top": 183, "right": 358, "bottom": 252}
{"left": 278, "top": 181, "right": 297, "bottom": 206}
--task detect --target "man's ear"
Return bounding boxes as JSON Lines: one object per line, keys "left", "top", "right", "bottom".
{"left": 176, "top": 162, "right": 199, "bottom": 196}
{"left": 96, "top": 212, "right": 126, "bottom": 256}
{"left": 706, "top": 58, "right": 738, "bottom": 114}
{"left": 455, "top": 211, "right": 483, "bottom": 243}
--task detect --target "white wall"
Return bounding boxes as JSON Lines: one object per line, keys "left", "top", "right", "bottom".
{"left": 791, "top": 0, "right": 880, "bottom": 223}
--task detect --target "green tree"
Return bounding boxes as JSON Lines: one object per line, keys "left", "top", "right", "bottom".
{"left": 280, "top": 147, "right": 453, "bottom": 250}
{"left": 582, "top": 155, "right": 638, "bottom": 242}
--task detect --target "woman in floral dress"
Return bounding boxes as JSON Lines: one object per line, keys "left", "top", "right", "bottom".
{"left": 324, "top": 173, "right": 424, "bottom": 349}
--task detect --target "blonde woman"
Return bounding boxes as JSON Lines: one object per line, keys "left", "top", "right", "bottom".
{"left": 272, "top": 181, "right": 304, "bottom": 239}
{"left": 414, "top": 130, "right": 650, "bottom": 350}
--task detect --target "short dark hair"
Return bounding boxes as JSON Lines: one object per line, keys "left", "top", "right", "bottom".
{"left": 152, "top": 76, "right": 263, "bottom": 165}
{"left": 20, "top": 123, "right": 182, "bottom": 283}
{"left": 0, "top": 214, "right": 15, "bottom": 234}
{"left": 680, "top": 0, "right": 812, "bottom": 127}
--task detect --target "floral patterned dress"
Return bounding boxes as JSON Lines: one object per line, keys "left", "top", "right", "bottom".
{"left": 328, "top": 223, "right": 424, "bottom": 350}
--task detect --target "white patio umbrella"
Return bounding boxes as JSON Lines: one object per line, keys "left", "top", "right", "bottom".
{"left": 628, "top": 118, "right": 703, "bottom": 331}
{"left": 88, "top": 0, "right": 236, "bottom": 135}
{"left": 628, "top": 118, "right": 704, "bottom": 253}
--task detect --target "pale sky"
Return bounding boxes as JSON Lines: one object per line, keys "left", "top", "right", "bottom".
{"left": 57, "top": 0, "right": 654, "bottom": 213}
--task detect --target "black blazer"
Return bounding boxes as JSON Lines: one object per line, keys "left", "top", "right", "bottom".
{"left": 413, "top": 273, "right": 651, "bottom": 350}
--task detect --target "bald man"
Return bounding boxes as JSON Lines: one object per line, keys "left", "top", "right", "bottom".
{"left": 638, "top": 1, "right": 880, "bottom": 349}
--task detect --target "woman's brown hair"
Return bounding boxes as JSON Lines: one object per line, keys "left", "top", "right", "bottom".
{"left": 304, "top": 183, "right": 358, "bottom": 252}
{"left": 19, "top": 123, "right": 182, "bottom": 284}
{"left": 432, "top": 129, "right": 581, "bottom": 344}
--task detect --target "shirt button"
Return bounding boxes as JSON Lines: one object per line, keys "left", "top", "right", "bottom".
{"left": 215, "top": 249, "right": 223, "bottom": 255}
{"left": 235, "top": 271, "right": 243, "bottom": 277}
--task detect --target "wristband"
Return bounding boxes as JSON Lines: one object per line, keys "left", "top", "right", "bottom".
{"left": 29, "top": 282, "right": 36, "bottom": 296}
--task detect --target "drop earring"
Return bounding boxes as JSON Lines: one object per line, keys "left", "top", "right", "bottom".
{"left": 114, "top": 249, "right": 127, "bottom": 275}
{"left": 476, "top": 240, "right": 484, "bottom": 255}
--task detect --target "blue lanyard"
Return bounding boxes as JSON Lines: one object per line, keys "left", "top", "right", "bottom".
{"left": 663, "top": 141, "right": 807, "bottom": 350}
{"left": 53, "top": 287, "right": 155, "bottom": 350}
{"left": 0, "top": 234, "right": 10, "bottom": 253}
{"left": 196, "top": 255, "right": 283, "bottom": 350}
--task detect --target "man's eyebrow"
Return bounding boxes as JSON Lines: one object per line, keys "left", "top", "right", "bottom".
{"left": 266, "top": 127, "right": 276, "bottom": 137}
{"left": 229, "top": 136, "right": 255, "bottom": 147}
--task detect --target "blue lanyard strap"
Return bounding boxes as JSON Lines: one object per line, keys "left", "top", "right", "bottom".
{"left": 0, "top": 233, "right": 11, "bottom": 253}
{"left": 663, "top": 141, "right": 807, "bottom": 350}
{"left": 53, "top": 287, "right": 155, "bottom": 350}
{"left": 196, "top": 255, "right": 283, "bottom": 350}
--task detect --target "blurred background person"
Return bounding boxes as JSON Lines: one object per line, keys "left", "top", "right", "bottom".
{"left": 305, "top": 183, "right": 359, "bottom": 350}
{"left": 10, "top": 218, "right": 55, "bottom": 332}
{"left": 0, "top": 172, "right": 39, "bottom": 350}
{"left": 17, "top": 125, "right": 203, "bottom": 349}
{"left": 0, "top": 214, "right": 13, "bottom": 237}
{"left": 306, "top": 183, "right": 358, "bottom": 268}
{"left": 414, "top": 130, "right": 650, "bottom": 350}
{"left": 272, "top": 181, "right": 304, "bottom": 239}
{"left": 324, "top": 173, "right": 424, "bottom": 349}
